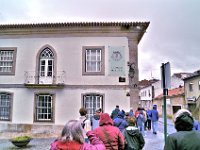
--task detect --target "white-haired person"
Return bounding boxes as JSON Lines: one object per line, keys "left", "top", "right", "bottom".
{"left": 50, "top": 120, "right": 106, "bottom": 150}
{"left": 164, "top": 109, "right": 200, "bottom": 150}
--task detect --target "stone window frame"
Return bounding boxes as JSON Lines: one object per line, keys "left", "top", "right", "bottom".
{"left": 33, "top": 93, "right": 55, "bottom": 123}
{"left": 0, "top": 92, "right": 13, "bottom": 121}
{"left": 36, "top": 44, "right": 57, "bottom": 84}
{"left": 0, "top": 47, "right": 17, "bottom": 75}
{"left": 82, "top": 46, "right": 105, "bottom": 76}
{"left": 189, "top": 82, "right": 193, "bottom": 92}
{"left": 198, "top": 80, "right": 200, "bottom": 91}
{"left": 81, "top": 93, "right": 105, "bottom": 119}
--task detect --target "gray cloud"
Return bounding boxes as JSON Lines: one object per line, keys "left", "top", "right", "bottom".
{"left": 1, "top": 0, "right": 200, "bottom": 80}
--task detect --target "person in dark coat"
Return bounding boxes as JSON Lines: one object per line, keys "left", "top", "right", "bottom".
{"left": 123, "top": 118, "right": 145, "bottom": 150}
{"left": 164, "top": 109, "right": 200, "bottom": 150}
{"left": 111, "top": 105, "right": 120, "bottom": 120}
{"left": 113, "top": 110, "right": 128, "bottom": 133}
{"left": 146, "top": 109, "right": 152, "bottom": 130}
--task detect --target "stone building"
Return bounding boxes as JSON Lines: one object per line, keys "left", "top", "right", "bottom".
{"left": 153, "top": 86, "right": 185, "bottom": 118}
{"left": 183, "top": 70, "right": 200, "bottom": 121}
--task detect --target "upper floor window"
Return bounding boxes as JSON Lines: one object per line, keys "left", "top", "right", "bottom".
{"left": 198, "top": 81, "right": 200, "bottom": 90}
{"left": 34, "top": 94, "right": 54, "bottom": 122}
{"left": 0, "top": 92, "right": 12, "bottom": 121}
{"left": 82, "top": 46, "right": 105, "bottom": 76}
{"left": 189, "top": 83, "right": 193, "bottom": 92}
{"left": 39, "top": 47, "right": 54, "bottom": 84}
{"left": 148, "top": 89, "right": 151, "bottom": 97}
{"left": 0, "top": 48, "right": 17, "bottom": 75}
{"left": 82, "top": 93, "right": 104, "bottom": 119}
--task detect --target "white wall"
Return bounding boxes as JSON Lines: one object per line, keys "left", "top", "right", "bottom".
{"left": 0, "top": 88, "right": 129, "bottom": 125}
{"left": 0, "top": 36, "right": 129, "bottom": 85}
{"left": 139, "top": 86, "right": 153, "bottom": 101}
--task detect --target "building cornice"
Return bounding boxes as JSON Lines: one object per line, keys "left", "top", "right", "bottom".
{"left": 0, "top": 22, "right": 150, "bottom": 43}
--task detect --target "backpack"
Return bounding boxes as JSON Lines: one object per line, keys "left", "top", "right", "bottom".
{"left": 124, "top": 130, "right": 139, "bottom": 150}
{"left": 81, "top": 118, "right": 87, "bottom": 129}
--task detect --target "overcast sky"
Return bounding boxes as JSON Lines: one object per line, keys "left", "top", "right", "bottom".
{"left": 1, "top": 0, "right": 200, "bottom": 80}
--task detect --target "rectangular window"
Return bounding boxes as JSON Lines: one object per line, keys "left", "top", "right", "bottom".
{"left": 82, "top": 46, "right": 105, "bottom": 75}
{"left": 0, "top": 48, "right": 17, "bottom": 75}
{"left": 35, "top": 94, "right": 53, "bottom": 122}
{"left": 83, "top": 94, "right": 103, "bottom": 119}
{"left": 189, "top": 83, "right": 193, "bottom": 92}
{"left": 199, "top": 81, "right": 200, "bottom": 90}
{"left": 0, "top": 93, "right": 12, "bottom": 121}
{"left": 86, "top": 49, "right": 101, "bottom": 72}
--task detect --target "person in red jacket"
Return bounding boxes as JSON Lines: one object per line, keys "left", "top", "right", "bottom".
{"left": 93, "top": 113, "right": 125, "bottom": 150}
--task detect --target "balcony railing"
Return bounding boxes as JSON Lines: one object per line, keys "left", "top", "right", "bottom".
{"left": 24, "top": 71, "right": 66, "bottom": 85}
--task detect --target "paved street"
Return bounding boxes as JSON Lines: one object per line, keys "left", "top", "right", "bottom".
{"left": 0, "top": 118, "right": 176, "bottom": 150}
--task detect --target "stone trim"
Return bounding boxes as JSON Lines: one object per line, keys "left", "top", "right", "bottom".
{"left": 36, "top": 44, "right": 57, "bottom": 84}
{"left": 33, "top": 93, "right": 55, "bottom": 123}
{"left": 0, "top": 84, "right": 137, "bottom": 89}
{"left": 0, "top": 47, "right": 17, "bottom": 75}
{"left": 0, "top": 22, "right": 150, "bottom": 43}
{"left": 81, "top": 92, "right": 105, "bottom": 113}
{"left": 82, "top": 46, "right": 105, "bottom": 76}
{"left": 0, "top": 91, "right": 13, "bottom": 121}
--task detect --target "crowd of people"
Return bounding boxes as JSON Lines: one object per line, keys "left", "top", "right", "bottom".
{"left": 50, "top": 105, "right": 200, "bottom": 150}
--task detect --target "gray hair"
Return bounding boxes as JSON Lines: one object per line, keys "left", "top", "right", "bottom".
{"left": 60, "top": 120, "right": 84, "bottom": 144}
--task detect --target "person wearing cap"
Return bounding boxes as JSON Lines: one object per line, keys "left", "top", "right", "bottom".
{"left": 91, "top": 108, "right": 101, "bottom": 131}
{"left": 164, "top": 109, "right": 200, "bottom": 150}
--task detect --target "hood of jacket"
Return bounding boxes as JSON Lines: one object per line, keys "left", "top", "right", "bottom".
{"left": 125, "top": 126, "right": 140, "bottom": 136}
{"left": 153, "top": 105, "right": 157, "bottom": 110}
{"left": 117, "top": 111, "right": 125, "bottom": 118}
{"left": 99, "top": 113, "right": 113, "bottom": 126}
{"left": 175, "top": 112, "right": 194, "bottom": 131}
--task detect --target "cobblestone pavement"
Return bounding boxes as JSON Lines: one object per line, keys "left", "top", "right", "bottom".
{"left": 143, "top": 130, "right": 164, "bottom": 150}
{"left": 0, "top": 138, "right": 56, "bottom": 150}
{"left": 0, "top": 119, "right": 176, "bottom": 150}
{"left": 0, "top": 132, "right": 165, "bottom": 150}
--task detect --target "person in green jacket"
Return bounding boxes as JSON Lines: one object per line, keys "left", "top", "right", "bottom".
{"left": 164, "top": 109, "right": 200, "bottom": 150}
{"left": 123, "top": 117, "right": 145, "bottom": 150}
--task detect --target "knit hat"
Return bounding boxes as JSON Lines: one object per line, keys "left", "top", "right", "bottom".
{"left": 95, "top": 108, "right": 101, "bottom": 113}
{"left": 174, "top": 109, "right": 192, "bottom": 122}
{"left": 174, "top": 109, "right": 194, "bottom": 131}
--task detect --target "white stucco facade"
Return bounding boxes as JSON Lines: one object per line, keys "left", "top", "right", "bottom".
{"left": 0, "top": 22, "right": 149, "bottom": 132}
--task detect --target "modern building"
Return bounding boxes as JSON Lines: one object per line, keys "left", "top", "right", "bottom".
{"left": 0, "top": 22, "right": 149, "bottom": 132}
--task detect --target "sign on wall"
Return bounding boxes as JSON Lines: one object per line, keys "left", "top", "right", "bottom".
{"left": 108, "top": 46, "right": 125, "bottom": 76}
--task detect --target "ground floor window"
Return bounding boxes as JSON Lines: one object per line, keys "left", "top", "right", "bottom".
{"left": 83, "top": 94, "right": 103, "bottom": 119}
{"left": 172, "top": 106, "right": 181, "bottom": 114}
{"left": 0, "top": 93, "right": 12, "bottom": 121}
{"left": 35, "top": 94, "right": 54, "bottom": 122}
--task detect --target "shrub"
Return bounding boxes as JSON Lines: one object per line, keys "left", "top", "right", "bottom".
{"left": 11, "top": 135, "right": 32, "bottom": 142}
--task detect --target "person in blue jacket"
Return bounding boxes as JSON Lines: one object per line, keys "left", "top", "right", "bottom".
{"left": 193, "top": 118, "right": 200, "bottom": 131}
{"left": 113, "top": 110, "right": 128, "bottom": 132}
{"left": 151, "top": 105, "right": 159, "bottom": 134}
